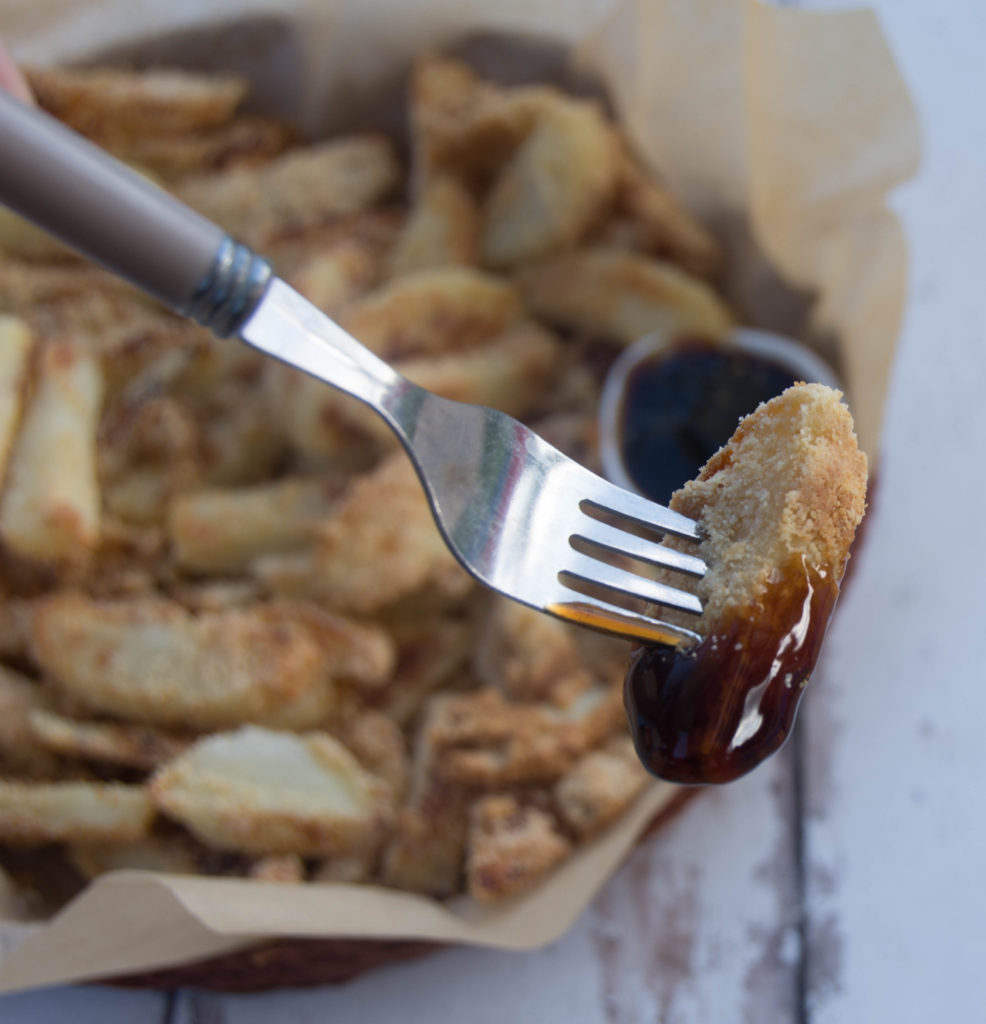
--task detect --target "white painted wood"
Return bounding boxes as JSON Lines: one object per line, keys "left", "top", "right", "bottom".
{"left": 0, "top": 985, "right": 167, "bottom": 1023}
{"left": 798, "top": 0, "right": 986, "bottom": 1020}
{"left": 583, "top": 747, "right": 800, "bottom": 1024}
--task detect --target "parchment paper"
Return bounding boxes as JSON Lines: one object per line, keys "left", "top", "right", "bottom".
{"left": 0, "top": 0, "right": 920, "bottom": 992}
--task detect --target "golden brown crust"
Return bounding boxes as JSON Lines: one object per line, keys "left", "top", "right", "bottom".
{"left": 258, "top": 452, "right": 470, "bottom": 615}
{"left": 409, "top": 56, "right": 536, "bottom": 193}
{"left": 428, "top": 684, "right": 626, "bottom": 788}
{"left": 0, "top": 780, "right": 154, "bottom": 844}
{"left": 379, "top": 696, "right": 471, "bottom": 897}
{"left": 149, "top": 726, "right": 395, "bottom": 858}
{"left": 25, "top": 65, "right": 247, "bottom": 139}
{"left": 479, "top": 92, "right": 620, "bottom": 267}
{"left": 388, "top": 175, "right": 480, "bottom": 275}
{"left": 466, "top": 794, "right": 571, "bottom": 903}
{"left": 339, "top": 267, "right": 522, "bottom": 360}
{"left": 555, "top": 735, "right": 650, "bottom": 837}
{"left": 667, "top": 383, "right": 868, "bottom": 632}
{"left": 26, "top": 709, "right": 190, "bottom": 770}
{"left": 30, "top": 594, "right": 336, "bottom": 730}
{"left": 176, "top": 136, "right": 400, "bottom": 247}
{"left": 516, "top": 247, "right": 733, "bottom": 343}
{"left": 474, "top": 600, "right": 591, "bottom": 702}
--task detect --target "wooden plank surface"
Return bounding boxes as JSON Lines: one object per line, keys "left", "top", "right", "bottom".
{"left": 799, "top": 0, "right": 986, "bottom": 1020}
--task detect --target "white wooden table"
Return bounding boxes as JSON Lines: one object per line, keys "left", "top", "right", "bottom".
{"left": 3, "top": 0, "right": 984, "bottom": 1019}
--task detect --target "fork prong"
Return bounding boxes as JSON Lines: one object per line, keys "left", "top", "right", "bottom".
{"left": 573, "top": 519, "right": 707, "bottom": 577}
{"left": 560, "top": 551, "right": 704, "bottom": 616}
{"left": 579, "top": 477, "right": 701, "bottom": 541}
{"left": 546, "top": 593, "right": 702, "bottom": 647}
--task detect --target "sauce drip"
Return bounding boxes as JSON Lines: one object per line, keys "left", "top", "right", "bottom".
{"left": 619, "top": 340, "right": 797, "bottom": 505}
{"left": 624, "top": 558, "right": 838, "bottom": 784}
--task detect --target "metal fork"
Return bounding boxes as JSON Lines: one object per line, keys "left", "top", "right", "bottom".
{"left": 0, "top": 91, "right": 705, "bottom": 646}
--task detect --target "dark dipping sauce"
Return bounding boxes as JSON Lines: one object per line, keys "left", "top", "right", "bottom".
{"left": 615, "top": 338, "right": 830, "bottom": 784}
{"left": 626, "top": 557, "right": 838, "bottom": 784}
{"left": 618, "top": 339, "right": 797, "bottom": 505}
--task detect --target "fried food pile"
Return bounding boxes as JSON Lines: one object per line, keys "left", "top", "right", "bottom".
{"left": 0, "top": 57, "right": 728, "bottom": 908}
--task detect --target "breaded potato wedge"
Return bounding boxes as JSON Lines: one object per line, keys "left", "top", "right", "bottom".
{"left": 169, "top": 476, "right": 342, "bottom": 573}
{"left": 339, "top": 266, "right": 522, "bottom": 359}
{"left": 31, "top": 593, "right": 336, "bottom": 730}
{"left": 387, "top": 175, "right": 479, "bottom": 275}
{"left": 261, "top": 234, "right": 393, "bottom": 461}
{"left": 248, "top": 853, "right": 306, "bottom": 883}
{"left": 380, "top": 696, "right": 470, "bottom": 897}
{"left": 430, "top": 684, "right": 625, "bottom": 787}
{"left": 375, "top": 613, "right": 474, "bottom": 725}
{"left": 466, "top": 794, "right": 570, "bottom": 903}
{"left": 103, "top": 467, "right": 184, "bottom": 528}
{"left": 0, "top": 665, "right": 55, "bottom": 775}
{"left": 516, "top": 248, "right": 733, "bottom": 343}
{"left": 177, "top": 136, "right": 400, "bottom": 246}
{"left": 98, "top": 394, "right": 199, "bottom": 476}
{"left": 79, "top": 516, "right": 168, "bottom": 601}
{"left": 616, "top": 150, "right": 722, "bottom": 277}
{"left": 0, "top": 781, "right": 154, "bottom": 845}
{"left": 196, "top": 380, "right": 285, "bottom": 488}
{"left": 170, "top": 579, "right": 263, "bottom": 613}
{"left": 25, "top": 65, "right": 247, "bottom": 138}
{"left": 261, "top": 365, "right": 382, "bottom": 466}
{"left": 555, "top": 735, "right": 650, "bottom": 837}
{"left": 0, "top": 337, "right": 103, "bottom": 561}
{"left": 0, "top": 316, "right": 33, "bottom": 481}
{"left": 99, "top": 395, "right": 200, "bottom": 526}
{"left": 264, "top": 209, "right": 404, "bottom": 281}
{"left": 480, "top": 93, "right": 620, "bottom": 267}
{"left": 255, "top": 601, "right": 396, "bottom": 690}
{"left": 0, "top": 207, "right": 72, "bottom": 260}
{"left": 69, "top": 834, "right": 198, "bottom": 880}
{"left": 150, "top": 726, "right": 394, "bottom": 856}
{"left": 474, "top": 599, "right": 591, "bottom": 702}
{"left": 256, "top": 452, "right": 467, "bottom": 614}
{"left": 277, "top": 319, "right": 561, "bottom": 454}
{"left": 310, "top": 852, "right": 374, "bottom": 884}
{"left": 16, "top": 288, "right": 206, "bottom": 401}
{"left": 166, "top": 331, "right": 264, "bottom": 405}
{"left": 396, "top": 320, "right": 560, "bottom": 419}
{"left": 409, "top": 55, "right": 536, "bottom": 192}
{"left": 289, "top": 238, "right": 384, "bottom": 314}
{"left": 116, "top": 115, "right": 294, "bottom": 180}
{"left": 381, "top": 801, "right": 468, "bottom": 897}
{"left": 27, "top": 709, "right": 190, "bottom": 771}
{"left": 0, "top": 599, "right": 37, "bottom": 660}
{"left": 336, "top": 711, "right": 408, "bottom": 802}
{"left": 0, "top": 259, "right": 138, "bottom": 315}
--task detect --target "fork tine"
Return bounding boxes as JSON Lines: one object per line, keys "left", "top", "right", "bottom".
{"left": 560, "top": 550, "right": 704, "bottom": 615}
{"left": 546, "top": 592, "right": 702, "bottom": 647}
{"left": 579, "top": 479, "right": 701, "bottom": 541}
{"left": 573, "top": 519, "right": 707, "bottom": 576}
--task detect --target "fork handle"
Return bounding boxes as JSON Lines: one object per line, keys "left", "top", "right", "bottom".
{"left": 0, "top": 90, "right": 270, "bottom": 336}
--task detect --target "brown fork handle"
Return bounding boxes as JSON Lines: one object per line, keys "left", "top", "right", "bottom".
{"left": 0, "top": 90, "right": 270, "bottom": 336}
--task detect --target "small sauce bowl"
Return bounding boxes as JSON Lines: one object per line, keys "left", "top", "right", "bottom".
{"left": 598, "top": 327, "right": 841, "bottom": 504}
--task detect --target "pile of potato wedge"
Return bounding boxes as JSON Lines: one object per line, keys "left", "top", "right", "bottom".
{"left": 0, "top": 55, "right": 730, "bottom": 908}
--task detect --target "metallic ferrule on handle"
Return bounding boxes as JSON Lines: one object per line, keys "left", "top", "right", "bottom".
{"left": 184, "top": 237, "right": 273, "bottom": 337}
